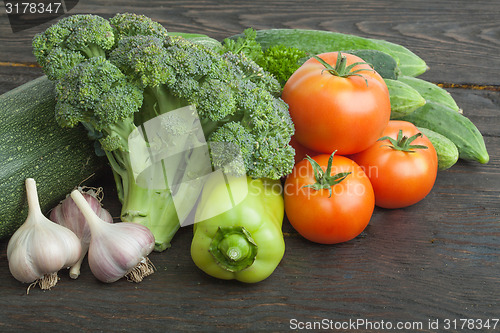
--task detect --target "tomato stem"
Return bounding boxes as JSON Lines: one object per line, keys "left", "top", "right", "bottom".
{"left": 313, "top": 52, "right": 374, "bottom": 86}
{"left": 302, "top": 151, "right": 351, "bottom": 198}
{"left": 378, "top": 129, "right": 428, "bottom": 153}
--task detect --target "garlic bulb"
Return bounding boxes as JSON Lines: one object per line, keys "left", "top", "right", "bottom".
{"left": 7, "top": 178, "right": 82, "bottom": 292}
{"left": 70, "top": 190, "right": 155, "bottom": 283}
{"left": 50, "top": 188, "right": 113, "bottom": 279}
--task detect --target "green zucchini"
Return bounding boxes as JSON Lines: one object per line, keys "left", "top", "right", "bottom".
{"left": 398, "top": 101, "right": 489, "bottom": 164}
{"left": 398, "top": 76, "right": 460, "bottom": 112}
{"left": 385, "top": 79, "right": 426, "bottom": 118}
{"left": 237, "top": 28, "right": 427, "bottom": 77}
{"left": 417, "top": 127, "right": 459, "bottom": 170}
{"left": 0, "top": 76, "right": 105, "bottom": 240}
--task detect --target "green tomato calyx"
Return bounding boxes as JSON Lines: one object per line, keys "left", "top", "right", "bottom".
{"left": 313, "top": 52, "right": 374, "bottom": 85}
{"left": 302, "top": 151, "right": 351, "bottom": 198}
{"left": 209, "top": 226, "right": 258, "bottom": 272}
{"left": 378, "top": 129, "right": 428, "bottom": 153}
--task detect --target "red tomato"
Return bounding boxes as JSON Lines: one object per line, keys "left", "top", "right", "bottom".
{"left": 289, "top": 135, "right": 319, "bottom": 165}
{"left": 282, "top": 52, "right": 391, "bottom": 155}
{"left": 350, "top": 120, "right": 438, "bottom": 209}
{"left": 284, "top": 153, "right": 375, "bottom": 244}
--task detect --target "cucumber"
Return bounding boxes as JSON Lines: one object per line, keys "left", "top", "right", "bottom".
{"left": 0, "top": 76, "right": 105, "bottom": 239}
{"left": 385, "top": 79, "right": 426, "bottom": 118}
{"left": 398, "top": 101, "right": 489, "bottom": 164}
{"left": 238, "top": 28, "right": 427, "bottom": 77}
{"left": 347, "top": 49, "right": 401, "bottom": 80}
{"left": 398, "top": 76, "right": 460, "bottom": 112}
{"left": 168, "top": 32, "right": 222, "bottom": 50}
{"left": 368, "top": 39, "right": 429, "bottom": 78}
{"left": 417, "top": 127, "right": 459, "bottom": 170}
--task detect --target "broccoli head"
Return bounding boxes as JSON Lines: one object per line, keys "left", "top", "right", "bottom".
{"left": 32, "top": 14, "right": 115, "bottom": 79}
{"left": 32, "top": 12, "right": 170, "bottom": 81}
{"left": 108, "top": 33, "right": 294, "bottom": 178}
{"left": 54, "top": 56, "right": 143, "bottom": 151}
{"left": 109, "top": 12, "right": 169, "bottom": 46}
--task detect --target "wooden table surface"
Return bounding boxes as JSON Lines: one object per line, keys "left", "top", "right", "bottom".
{"left": 1, "top": 1, "right": 499, "bottom": 332}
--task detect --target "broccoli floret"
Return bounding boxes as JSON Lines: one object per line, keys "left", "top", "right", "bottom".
{"left": 109, "top": 12, "right": 169, "bottom": 45}
{"left": 54, "top": 57, "right": 141, "bottom": 135}
{"left": 109, "top": 35, "right": 234, "bottom": 121}
{"left": 33, "top": 14, "right": 296, "bottom": 251}
{"left": 32, "top": 14, "right": 115, "bottom": 79}
{"left": 209, "top": 122, "right": 255, "bottom": 177}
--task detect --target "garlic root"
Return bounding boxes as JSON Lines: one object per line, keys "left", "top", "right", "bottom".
{"left": 126, "top": 257, "right": 156, "bottom": 283}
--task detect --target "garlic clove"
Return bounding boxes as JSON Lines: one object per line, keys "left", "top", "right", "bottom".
{"left": 51, "top": 188, "right": 113, "bottom": 242}
{"left": 50, "top": 188, "right": 113, "bottom": 279}
{"left": 7, "top": 178, "right": 82, "bottom": 292}
{"left": 88, "top": 223, "right": 155, "bottom": 283}
{"left": 70, "top": 190, "right": 156, "bottom": 283}
{"left": 30, "top": 223, "right": 82, "bottom": 274}
{"left": 7, "top": 234, "right": 42, "bottom": 283}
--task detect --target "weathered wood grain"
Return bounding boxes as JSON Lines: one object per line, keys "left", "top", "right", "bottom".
{"left": 1, "top": 0, "right": 500, "bottom": 85}
{"left": 0, "top": 1, "right": 499, "bottom": 332}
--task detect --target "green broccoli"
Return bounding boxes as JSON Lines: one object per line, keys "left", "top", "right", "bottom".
{"left": 32, "top": 14, "right": 115, "bottom": 80}
{"left": 32, "top": 13, "right": 169, "bottom": 80}
{"left": 33, "top": 13, "right": 295, "bottom": 251}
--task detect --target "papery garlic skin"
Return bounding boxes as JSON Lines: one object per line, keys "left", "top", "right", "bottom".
{"left": 50, "top": 189, "right": 113, "bottom": 279}
{"left": 88, "top": 222, "right": 155, "bottom": 283}
{"left": 70, "top": 190, "right": 155, "bottom": 283}
{"left": 7, "top": 178, "right": 82, "bottom": 288}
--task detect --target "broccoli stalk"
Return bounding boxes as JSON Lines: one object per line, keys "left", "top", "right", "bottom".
{"left": 33, "top": 13, "right": 295, "bottom": 251}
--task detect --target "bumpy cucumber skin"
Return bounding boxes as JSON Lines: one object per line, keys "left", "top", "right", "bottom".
{"left": 168, "top": 32, "right": 222, "bottom": 50}
{"left": 369, "top": 39, "right": 428, "bottom": 77}
{"left": 398, "top": 76, "right": 460, "bottom": 112}
{"left": 0, "top": 76, "right": 105, "bottom": 239}
{"left": 385, "top": 79, "right": 426, "bottom": 119}
{"left": 348, "top": 49, "right": 401, "bottom": 80}
{"left": 417, "top": 127, "right": 459, "bottom": 170}
{"left": 247, "top": 28, "right": 428, "bottom": 77}
{"left": 398, "top": 101, "right": 489, "bottom": 164}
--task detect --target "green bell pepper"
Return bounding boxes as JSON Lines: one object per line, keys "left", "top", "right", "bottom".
{"left": 191, "top": 174, "right": 285, "bottom": 283}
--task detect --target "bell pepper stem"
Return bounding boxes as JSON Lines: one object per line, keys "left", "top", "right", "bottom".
{"left": 209, "top": 226, "right": 258, "bottom": 272}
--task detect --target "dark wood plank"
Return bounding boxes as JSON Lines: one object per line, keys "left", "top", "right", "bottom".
{"left": 0, "top": 66, "right": 44, "bottom": 93}
{"left": 1, "top": 0, "right": 500, "bottom": 85}
{"left": 0, "top": 1, "right": 499, "bottom": 331}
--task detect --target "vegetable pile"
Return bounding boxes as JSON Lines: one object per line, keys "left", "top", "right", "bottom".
{"left": 225, "top": 27, "right": 488, "bottom": 244}
{"left": 31, "top": 13, "right": 295, "bottom": 252}
{"left": 1, "top": 14, "right": 490, "bottom": 290}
